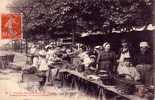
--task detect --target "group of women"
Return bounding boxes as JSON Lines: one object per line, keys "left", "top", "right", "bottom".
{"left": 26, "top": 39, "right": 153, "bottom": 89}
{"left": 75, "top": 39, "right": 153, "bottom": 86}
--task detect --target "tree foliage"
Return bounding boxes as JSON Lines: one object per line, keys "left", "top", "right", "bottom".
{"left": 8, "top": 0, "right": 154, "bottom": 38}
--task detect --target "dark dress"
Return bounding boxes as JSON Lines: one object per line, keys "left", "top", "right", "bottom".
{"left": 96, "top": 50, "right": 116, "bottom": 73}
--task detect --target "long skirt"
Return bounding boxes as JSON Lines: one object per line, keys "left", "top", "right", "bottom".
{"left": 136, "top": 64, "right": 153, "bottom": 86}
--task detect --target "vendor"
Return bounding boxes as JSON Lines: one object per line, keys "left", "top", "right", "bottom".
{"left": 78, "top": 46, "right": 92, "bottom": 69}
{"left": 96, "top": 42, "right": 116, "bottom": 74}
{"left": 117, "top": 39, "right": 135, "bottom": 75}
{"left": 38, "top": 46, "right": 48, "bottom": 89}
{"left": 87, "top": 55, "right": 97, "bottom": 74}
{"left": 29, "top": 44, "right": 38, "bottom": 64}
{"left": 135, "top": 41, "right": 153, "bottom": 86}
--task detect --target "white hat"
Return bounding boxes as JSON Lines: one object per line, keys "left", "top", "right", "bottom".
{"left": 50, "top": 42, "right": 54, "bottom": 45}
{"left": 90, "top": 55, "right": 96, "bottom": 58}
{"left": 103, "top": 42, "right": 110, "bottom": 48}
{"left": 95, "top": 46, "right": 101, "bottom": 49}
{"left": 140, "top": 41, "right": 149, "bottom": 48}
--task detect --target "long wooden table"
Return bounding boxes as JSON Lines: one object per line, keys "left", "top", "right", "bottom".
{"left": 59, "top": 69, "right": 146, "bottom": 100}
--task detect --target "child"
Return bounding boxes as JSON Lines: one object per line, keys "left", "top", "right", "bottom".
{"left": 38, "top": 47, "right": 48, "bottom": 90}
{"left": 87, "top": 55, "right": 97, "bottom": 74}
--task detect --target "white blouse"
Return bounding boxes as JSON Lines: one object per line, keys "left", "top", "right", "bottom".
{"left": 38, "top": 57, "right": 48, "bottom": 71}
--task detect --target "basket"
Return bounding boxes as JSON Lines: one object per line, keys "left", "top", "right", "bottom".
{"left": 97, "top": 70, "right": 112, "bottom": 85}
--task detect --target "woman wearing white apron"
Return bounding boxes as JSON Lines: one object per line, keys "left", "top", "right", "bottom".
{"left": 38, "top": 48, "right": 48, "bottom": 89}
{"left": 118, "top": 58, "right": 140, "bottom": 81}
{"left": 117, "top": 39, "right": 134, "bottom": 75}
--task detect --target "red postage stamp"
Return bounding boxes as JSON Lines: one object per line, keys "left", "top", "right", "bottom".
{"left": 1, "top": 14, "right": 22, "bottom": 40}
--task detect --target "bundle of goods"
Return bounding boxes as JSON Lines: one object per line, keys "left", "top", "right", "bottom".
{"left": 114, "top": 74, "right": 140, "bottom": 94}
{"left": 97, "top": 70, "right": 112, "bottom": 85}
{"left": 135, "top": 85, "right": 154, "bottom": 100}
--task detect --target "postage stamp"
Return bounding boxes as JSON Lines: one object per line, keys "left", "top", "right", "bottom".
{"left": 1, "top": 14, "right": 22, "bottom": 40}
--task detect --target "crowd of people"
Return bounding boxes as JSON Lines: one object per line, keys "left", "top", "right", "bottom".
{"left": 25, "top": 39, "right": 153, "bottom": 90}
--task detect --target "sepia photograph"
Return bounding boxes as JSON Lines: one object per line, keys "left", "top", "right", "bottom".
{"left": 0, "top": 0, "right": 154, "bottom": 100}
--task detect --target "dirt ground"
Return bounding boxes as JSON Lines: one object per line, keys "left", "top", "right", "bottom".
{"left": 0, "top": 69, "right": 100, "bottom": 100}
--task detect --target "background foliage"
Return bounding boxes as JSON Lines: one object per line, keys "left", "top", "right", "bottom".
{"left": 8, "top": 0, "right": 154, "bottom": 38}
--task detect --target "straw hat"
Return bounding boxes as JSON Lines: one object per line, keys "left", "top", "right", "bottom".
{"left": 90, "top": 55, "right": 96, "bottom": 59}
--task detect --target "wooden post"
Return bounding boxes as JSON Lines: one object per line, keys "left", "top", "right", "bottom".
{"left": 153, "top": 32, "right": 155, "bottom": 86}
{"left": 72, "top": 32, "right": 75, "bottom": 46}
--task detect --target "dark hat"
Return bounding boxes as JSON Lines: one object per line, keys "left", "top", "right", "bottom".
{"left": 121, "top": 39, "right": 128, "bottom": 43}
{"left": 81, "top": 45, "right": 86, "bottom": 51}
{"left": 57, "top": 45, "right": 62, "bottom": 48}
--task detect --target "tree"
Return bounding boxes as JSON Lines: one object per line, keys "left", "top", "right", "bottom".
{"left": 8, "top": 0, "right": 154, "bottom": 38}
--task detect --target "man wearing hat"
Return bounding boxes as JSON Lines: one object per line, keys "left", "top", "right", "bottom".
{"left": 117, "top": 39, "right": 135, "bottom": 77}
{"left": 135, "top": 41, "right": 153, "bottom": 86}
{"left": 117, "top": 39, "right": 135, "bottom": 63}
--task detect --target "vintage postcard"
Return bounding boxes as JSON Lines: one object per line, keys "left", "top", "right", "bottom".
{"left": 0, "top": 0, "right": 154, "bottom": 100}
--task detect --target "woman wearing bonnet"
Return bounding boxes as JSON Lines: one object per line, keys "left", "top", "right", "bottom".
{"left": 96, "top": 42, "right": 116, "bottom": 75}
